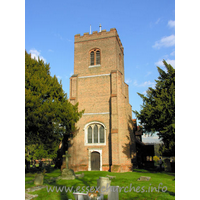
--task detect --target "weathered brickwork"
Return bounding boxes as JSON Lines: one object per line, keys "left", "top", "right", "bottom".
{"left": 68, "top": 28, "right": 136, "bottom": 172}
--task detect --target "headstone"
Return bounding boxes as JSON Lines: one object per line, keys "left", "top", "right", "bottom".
{"left": 106, "top": 175, "right": 116, "bottom": 180}
{"left": 164, "top": 159, "right": 171, "bottom": 172}
{"left": 73, "top": 192, "right": 90, "bottom": 200}
{"left": 75, "top": 173, "right": 84, "bottom": 178}
{"left": 108, "top": 186, "right": 119, "bottom": 200}
{"left": 137, "top": 176, "right": 151, "bottom": 181}
{"left": 97, "top": 177, "right": 111, "bottom": 195}
{"left": 61, "top": 151, "right": 75, "bottom": 180}
{"left": 34, "top": 173, "right": 44, "bottom": 185}
{"left": 25, "top": 193, "right": 38, "bottom": 200}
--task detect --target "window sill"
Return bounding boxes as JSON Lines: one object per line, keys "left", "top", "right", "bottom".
{"left": 89, "top": 64, "right": 101, "bottom": 68}
{"left": 85, "top": 143, "right": 106, "bottom": 146}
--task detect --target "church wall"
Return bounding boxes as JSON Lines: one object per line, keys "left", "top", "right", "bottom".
{"left": 68, "top": 28, "right": 136, "bottom": 172}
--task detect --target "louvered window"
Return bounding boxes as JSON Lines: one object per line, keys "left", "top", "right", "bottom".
{"left": 90, "top": 49, "right": 101, "bottom": 66}
{"left": 96, "top": 50, "right": 100, "bottom": 65}
{"left": 90, "top": 51, "right": 94, "bottom": 65}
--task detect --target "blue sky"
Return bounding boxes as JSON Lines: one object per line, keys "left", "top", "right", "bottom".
{"left": 25, "top": 0, "right": 175, "bottom": 143}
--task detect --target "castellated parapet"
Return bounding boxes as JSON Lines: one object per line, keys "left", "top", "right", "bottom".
{"left": 75, "top": 28, "right": 124, "bottom": 54}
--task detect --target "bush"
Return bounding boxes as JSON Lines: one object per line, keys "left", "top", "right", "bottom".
{"left": 153, "top": 156, "right": 159, "bottom": 163}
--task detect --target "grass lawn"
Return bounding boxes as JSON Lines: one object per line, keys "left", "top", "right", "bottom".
{"left": 25, "top": 168, "right": 175, "bottom": 200}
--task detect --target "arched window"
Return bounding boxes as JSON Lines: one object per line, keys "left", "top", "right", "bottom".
{"left": 96, "top": 50, "right": 100, "bottom": 65}
{"left": 85, "top": 122, "right": 106, "bottom": 145}
{"left": 90, "top": 51, "right": 94, "bottom": 66}
{"left": 94, "top": 125, "right": 98, "bottom": 143}
{"left": 100, "top": 125, "right": 104, "bottom": 143}
{"left": 90, "top": 49, "right": 101, "bottom": 66}
{"left": 88, "top": 126, "right": 92, "bottom": 143}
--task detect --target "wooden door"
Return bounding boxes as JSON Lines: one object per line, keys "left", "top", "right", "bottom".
{"left": 91, "top": 152, "right": 100, "bottom": 170}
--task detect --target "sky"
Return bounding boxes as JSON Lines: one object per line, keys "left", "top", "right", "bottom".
{"left": 25, "top": 0, "right": 175, "bottom": 143}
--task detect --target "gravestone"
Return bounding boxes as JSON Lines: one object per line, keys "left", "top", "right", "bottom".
{"left": 106, "top": 175, "right": 116, "bottom": 180}
{"left": 34, "top": 173, "right": 44, "bottom": 185}
{"left": 164, "top": 159, "right": 171, "bottom": 172}
{"left": 137, "top": 176, "right": 151, "bottom": 181}
{"left": 73, "top": 192, "right": 90, "bottom": 200}
{"left": 75, "top": 173, "right": 84, "bottom": 178}
{"left": 97, "top": 177, "right": 111, "bottom": 195}
{"left": 61, "top": 151, "right": 75, "bottom": 180}
{"left": 108, "top": 186, "right": 119, "bottom": 200}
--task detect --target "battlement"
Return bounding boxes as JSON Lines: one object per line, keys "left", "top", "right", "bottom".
{"left": 74, "top": 28, "right": 123, "bottom": 52}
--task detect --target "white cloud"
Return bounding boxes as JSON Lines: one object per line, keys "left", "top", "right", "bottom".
{"left": 56, "top": 75, "right": 62, "bottom": 80}
{"left": 133, "top": 80, "right": 138, "bottom": 86}
{"left": 153, "top": 35, "right": 175, "bottom": 49}
{"left": 155, "top": 60, "right": 164, "bottom": 66}
{"left": 170, "top": 51, "right": 175, "bottom": 56}
{"left": 155, "top": 59, "right": 175, "bottom": 68}
{"left": 132, "top": 80, "right": 155, "bottom": 88}
{"left": 168, "top": 20, "right": 175, "bottom": 28}
{"left": 145, "top": 71, "right": 152, "bottom": 77}
{"left": 29, "top": 49, "right": 46, "bottom": 63}
{"left": 155, "top": 18, "right": 161, "bottom": 24}
{"left": 142, "top": 90, "right": 147, "bottom": 95}
{"left": 125, "top": 78, "right": 132, "bottom": 84}
{"left": 140, "top": 81, "right": 155, "bottom": 87}
{"left": 70, "top": 71, "right": 73, "bottom": 76}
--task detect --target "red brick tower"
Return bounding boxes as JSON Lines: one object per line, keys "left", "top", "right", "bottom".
{"left": 68, "top": 28, "right": 137, "bottom": 172}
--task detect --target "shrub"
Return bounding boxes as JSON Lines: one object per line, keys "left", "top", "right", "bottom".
{"left": 153, "top": 156, "right": 159, "bottom": 162}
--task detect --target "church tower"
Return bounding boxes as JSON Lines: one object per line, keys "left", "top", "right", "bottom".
{"left": 68, "top": 28, "right": 137, "bottom": 172}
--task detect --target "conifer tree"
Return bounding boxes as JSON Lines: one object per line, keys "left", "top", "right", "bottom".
{"left": 25, "top": 50, "right": 84, "bottom": 160}
{"left": 133, "top": 60, "right": 175, "bottom": 156}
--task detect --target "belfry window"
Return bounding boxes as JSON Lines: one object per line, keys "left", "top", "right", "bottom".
{"left": 90, "top": 49, "right": 101, "bottom": 66}
{"left": 96, "top": 50, "right": 100, "bottom": 65}
{"left": 86, "top": 123, "right": 105, "bottom": 144}
{"left": 90, "top": 51, "right": 94, "bottom": 66}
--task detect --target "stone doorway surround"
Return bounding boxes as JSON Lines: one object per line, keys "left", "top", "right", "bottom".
{"left": 88, "top": 148, "right": 102, "bottom": 171}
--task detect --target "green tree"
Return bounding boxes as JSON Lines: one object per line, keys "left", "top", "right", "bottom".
{"left": 133, "top": 60, "right": 175, "bottom": 156}
{"left": 25, "top": 50, "right": 84, "bottom": 160}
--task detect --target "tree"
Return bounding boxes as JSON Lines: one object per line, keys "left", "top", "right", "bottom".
{"left": 25, "top": 51, "right": 84, "bottom": 160}
{"left": 133, "top": 60, "right": 175, "bottom": 156}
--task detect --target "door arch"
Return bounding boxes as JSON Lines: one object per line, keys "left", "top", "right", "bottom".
{"left": 91, "top": 151, "right": 100, "bottom": 171}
